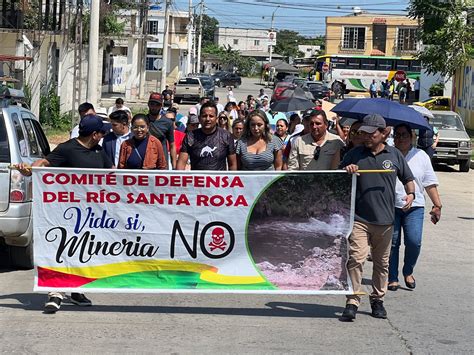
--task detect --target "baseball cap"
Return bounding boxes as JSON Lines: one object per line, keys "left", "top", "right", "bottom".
{"left": 79, "top": 115, "right": 106, "bottom": 136}
{"left": 188, "top": 114, "right": 199, "bottom": 124}
{"left": 358, "top": 113, "right": 386, "bottom": 133}
{"left": 189, "top": 107, "right": 198, "bottom": 115}
{"left": 148, "top": 92, "right": 163, "bottom": 103}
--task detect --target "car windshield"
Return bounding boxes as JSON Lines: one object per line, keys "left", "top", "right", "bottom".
{"left": 421, "top": 97, "right": 435, "bottom": 103}
{"left": 179, "top": 78, "right": 200, "bottom": 85}
{"left": 200, "top": 78, "right": 212, "bottom": 86}
{"left": 0, "top": 113, "right": 10, "bottom": 163}
{"left": 307, "top": 83, "right": 326, "bottom": 90}
{"left": 432, "top": 114, "right": 465, "bottom": 131}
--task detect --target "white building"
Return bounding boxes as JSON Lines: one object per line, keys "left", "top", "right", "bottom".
{"left": 297, "top": 45, "right": 321, "bottom": 58}
{"left": 214, "top": 27, "right": 268, "bottom": 52}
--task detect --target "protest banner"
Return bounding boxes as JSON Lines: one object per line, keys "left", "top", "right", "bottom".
{"left": 33, "top": 168, "right": 355, "bottom": 294}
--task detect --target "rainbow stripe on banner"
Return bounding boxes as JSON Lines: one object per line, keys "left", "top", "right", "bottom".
{"left": 37, "top": 260, "right": 275, "bottom": 290}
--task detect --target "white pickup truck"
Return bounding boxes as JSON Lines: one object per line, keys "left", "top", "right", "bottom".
{"left": 174, "top": 77, "right": 204, "bottom": 104}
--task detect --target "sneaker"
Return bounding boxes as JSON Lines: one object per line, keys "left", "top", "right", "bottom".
{"left": 341, "top": 304, "right": 358, "bottom": 320}
{"left": 370, "top": 299, "right": 387, "bottom": 319}
{"left": 44, "top": 296, "right": 62, "bottom": 313}
{"left": 70, "top": 293, "right": 92, "bottom": 306}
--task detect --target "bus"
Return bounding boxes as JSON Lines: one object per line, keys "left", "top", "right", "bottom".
{"left": 314, "top": 54, "right": 422, "bottom": 92}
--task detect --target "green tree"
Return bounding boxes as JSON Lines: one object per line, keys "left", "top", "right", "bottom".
{"left": 274, "top": 30, "right": 304, "bottom": 59}
{"left": 409, "top": 0, "right": 474, "bottom": 78}
{"left": 196, "top": 14, "right": 219, "bottom": 48}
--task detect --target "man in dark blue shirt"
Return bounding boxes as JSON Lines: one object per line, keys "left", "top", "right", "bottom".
{"left": 339, "top": 113, "right": 415, "bottom": 321}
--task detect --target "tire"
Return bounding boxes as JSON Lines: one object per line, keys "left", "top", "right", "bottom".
{"left": 174, "top": 98, "right": 181, "bottom": 104}
{"left": 10, "top": 242, "right": 34, "bottom": 269}
{"left": 459, "top": 159, "right": 470, "bottom": 172}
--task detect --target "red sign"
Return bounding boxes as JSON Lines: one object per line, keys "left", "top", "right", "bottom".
{"left": 322, "top": 63, "right": 330, "bottom": 73}
{"left": 373, "top": 17, "right": 387, "bottom": 24}
{"left": 394, "top": 70, "right": 406, "bottom": 82}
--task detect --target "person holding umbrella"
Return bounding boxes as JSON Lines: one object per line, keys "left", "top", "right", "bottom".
{"left": 388, "top": 123, "right": 442, "bottom": 291}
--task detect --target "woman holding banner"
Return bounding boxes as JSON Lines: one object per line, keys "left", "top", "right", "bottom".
{"left": 236, "top": 110, "right": 283, "bottom": 171}
{"left": 118, "top": 114, "right": 167, "bottom": 170}
{"left": 388, "top": 123, "right": 442, "bottom": 291}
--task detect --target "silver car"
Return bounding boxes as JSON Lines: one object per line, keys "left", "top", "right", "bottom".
{"left": 0, "top": 89, "right": 50, "bottom": 268}
{"left": 431, "top": 110, "right": 472, "bottom": 172}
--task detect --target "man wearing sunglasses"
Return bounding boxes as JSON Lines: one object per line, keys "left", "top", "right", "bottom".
{"left": 287, "top": 110, "right": 344, "bottom": 170}
{"left": 339, "top": 113, "right": 415, "bottom": 321}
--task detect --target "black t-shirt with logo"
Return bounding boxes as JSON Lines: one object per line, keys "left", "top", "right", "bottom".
{"left": 339, "top": 144, "right": 414, "bottom": 225}
{"left": 181, "top": 127, "right": 236, "bottom": 170}
{"left": 46, "top": 139, "right": 113, "bottom": 168}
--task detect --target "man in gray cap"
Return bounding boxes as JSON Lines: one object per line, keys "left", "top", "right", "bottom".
{"left": 339, "top": 113, "right": 415, "bottom": 321}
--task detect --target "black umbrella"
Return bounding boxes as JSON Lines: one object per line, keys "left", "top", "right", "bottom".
{"left": 270, "top": 96, "right": 315, "bottom": 112}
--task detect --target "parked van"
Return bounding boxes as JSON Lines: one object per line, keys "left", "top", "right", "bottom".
{"left": 0, "top": 88, "right": 50, "bottom": 268}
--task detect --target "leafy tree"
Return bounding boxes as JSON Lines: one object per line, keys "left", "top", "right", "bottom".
{"left": 274, "top": 30, "right": 305, "bottom": 59}
{"left": 196, "top": 14, "right": 219, "bottom": 48}
{"left": 409, "top": 0, "right": 474, "bottom": 78}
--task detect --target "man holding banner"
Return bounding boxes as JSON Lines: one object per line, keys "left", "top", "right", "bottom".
{"left": 340, "top": 114, "right": 415, "bottom": 321}
{"left": 16, "top": 115, "right": 112, "bottom": 313}
{"left": 177, "top": 101, "right": 237, "bottom": 171}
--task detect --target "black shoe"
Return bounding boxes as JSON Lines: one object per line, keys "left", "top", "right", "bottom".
{"left": 70, "top": 293, "right": 92, "bottom": 306}
{"left": 388, "top": 283, "right": 399, "bottom": 291}
{"left": 44, "top": 296, "right": 62, "bottom": 313}
{"left": 341, "top": 304, "right": 358, "bottom": 320}
{"left": 404, "top": 276, "right": 416, "bottom": 289}
{"left": 370, "top": 299, "right": 387, "bottom": 319}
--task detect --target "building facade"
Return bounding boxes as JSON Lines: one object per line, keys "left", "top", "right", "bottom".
{"left": 298, "top": 45, "right": 321, "bottom": 58}
{"left": 214, "top": 27, "right": 268, "bottom": 52}
{"left": 325, "top": 13, "right": 420, "bottom": 57}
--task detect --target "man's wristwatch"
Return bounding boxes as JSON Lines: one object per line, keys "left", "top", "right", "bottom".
{"left": 432, "top": 205, "right": 442, "bottom": 209}
{"left": 407, "top": 192, "right": 415, "bottom": 198}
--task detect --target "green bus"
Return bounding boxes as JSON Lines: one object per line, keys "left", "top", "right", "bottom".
{"left": 315, "top": 54, "right": 422, "bottom": 92}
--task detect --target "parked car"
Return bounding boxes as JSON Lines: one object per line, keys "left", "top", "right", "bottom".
{"left": 301, "top": 81, "right": 332, "bottom": 101}
{"left": 271, "top": 82, "right": 295, "bottom": 102}
{"left": 430, "top": 110, "right": 472, "bottom": 172}
{"left": 0, "top": 87, "right": 51, "bottom": 268}
{"left": 190, "top": 74, "right": 215, "bottom": 99}
{"left": 174, "top": 77, "right": 205, "bottom": 104}
{"left": 414, "top": 96, "right": 451, "bottom": 111}
{"left": 212, "top": 71, "right": 242, "bottom": 88}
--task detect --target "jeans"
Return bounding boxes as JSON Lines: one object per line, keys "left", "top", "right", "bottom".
{"left": 388, "top": 207, "right": 424, "bottom": 283}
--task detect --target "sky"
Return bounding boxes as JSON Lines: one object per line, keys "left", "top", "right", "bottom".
{"left": 170, "top": 0, "right": 411, "bottom": 36}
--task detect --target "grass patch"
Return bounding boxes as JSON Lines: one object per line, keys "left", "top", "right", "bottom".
{"left": 44, "top": 127, "right": 71, "bottom": 146}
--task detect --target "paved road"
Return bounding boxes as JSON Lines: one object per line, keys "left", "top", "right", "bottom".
{"left": 0, "top": 168, "right": 472, "bottom": 354}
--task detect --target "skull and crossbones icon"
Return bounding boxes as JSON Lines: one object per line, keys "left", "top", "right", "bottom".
{"left": 208, "top": 227, "right": 227, "bottom": 251}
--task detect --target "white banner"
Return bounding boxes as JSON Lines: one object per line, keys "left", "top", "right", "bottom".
{"left": 33, "top": 168, "right": 355, "bottom": 294}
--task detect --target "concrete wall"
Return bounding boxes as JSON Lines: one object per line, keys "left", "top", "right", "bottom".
{"left": 215, "top": 28, "right": 268, "bottom": 52}
{"left": 325, "top": 14, "right": 419, "bottom": 56}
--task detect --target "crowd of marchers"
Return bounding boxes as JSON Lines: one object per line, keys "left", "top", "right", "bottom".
{"left": 14, "top": 89, "right": 442, "bottom": 321}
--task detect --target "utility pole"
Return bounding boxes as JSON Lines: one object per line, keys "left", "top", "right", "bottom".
{"left": 268, "top": 5, "right": 280, "bottom": 63}
{"left": 186, "top": 0, "right": 193, "bottom": 76}
{"left": 196, "top": 0, "right": 204, "bottom": 73}
{"left": 86, "top": 0, "right": 100, "bottom": 107}
{"left": 160, "top": 0, "right": 171, "bottom": 92}
{"left": 139, "top": 0, "right": 148, "bottom": 99}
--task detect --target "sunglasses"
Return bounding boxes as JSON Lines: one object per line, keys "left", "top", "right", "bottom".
{"left": 313, "top": 146, "right": 321, "bottom": 161}
{"left": 219, "top": 116, "right": 228, "bottom": 120}
{"left": 350, "top": 130, "right": 364, "bottom": 136}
